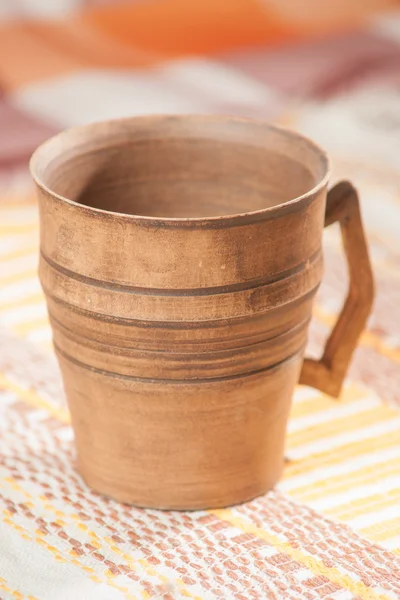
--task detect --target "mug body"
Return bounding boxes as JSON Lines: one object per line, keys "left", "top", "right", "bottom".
{"left": 31, "top": 115, "right": 329, "bottom": 509}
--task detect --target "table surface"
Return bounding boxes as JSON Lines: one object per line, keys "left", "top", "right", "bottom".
{"left": 1, "top": 2, "right": 400, "bottom": 598}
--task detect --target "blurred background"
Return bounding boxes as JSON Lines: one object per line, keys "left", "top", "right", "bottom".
{"left": 1, "top": 0, "right": 400, "bottom": 405}
{"left": 2, "top": 0, "right": 400, "bottom": 177}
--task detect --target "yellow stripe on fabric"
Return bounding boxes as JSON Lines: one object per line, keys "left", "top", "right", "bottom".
{"left": 284, "top": 429, "right": 400, "bottom": 479}
{"left": 288, "top": 457, "right": 400, "bottom": 502}
{"left": 327, "top": 489, "right": 400, "bottom": 521}
{"left": 290, "top": 384, "right": 365, "bottom": 420}
{"left": 360, "top": 518, "right": 400, "bottom": 543}
{"left": 0, "top": 224, "right": 38, "bottom": 235}
{"left": 287, "top": 406, "right": 397, "bottom": 449}
{"left": 0, "top": 577, "right": 38, "bottom": 600}
{"left": 0, "top": 269, "right": 37, "bottom": 286}
{"left": 39, "top": 340, "right": 54, "bottom": 353}
{"left": 210, "top": 510, "right": 391, "bottom": 600}
{"left": 314, "top": 304, "right": 400, "bottom": 365}
{"left": 0, "top": 293, "right": 45, "bottom": 312}
{"left": 0, "top": 373, "right": 70, "bottom": 424}
{"left": 362, "top": 329, "right": 400, "bottom": 364}
{"left": 14, "top": 316, "right": 50, "bottom": 335}
{"left": 290, "top": 394, "right": 331, "bottom": 419}
{"left": 0, "top": 246, "right": 37, "bottom": 262}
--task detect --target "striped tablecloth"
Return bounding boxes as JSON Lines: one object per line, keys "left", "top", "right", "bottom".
{"left": 1, "top": 2, "right": 400, "bottom": 598}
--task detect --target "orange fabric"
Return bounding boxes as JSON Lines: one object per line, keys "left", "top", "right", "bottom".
{"left": 26, "top": 20, "right": 156, "bottom": 69}
{"left": 82, "top": 0, "right": 299, "bottom": 59}
{"left": 0, "top": 24, "right": 81, "bottom": 90}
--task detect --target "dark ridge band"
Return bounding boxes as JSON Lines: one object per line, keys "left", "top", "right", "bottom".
{"left": 42, "top": 285, "right": 319, "bottom": 327}
{"left": 40, "top": 248, "right": 322, "bottom": 298}
{"left": 54, "top": 342, "right": 304, "bottom": 385}
{"left": 49, "top": 308, "right": 311, "bottom": 355}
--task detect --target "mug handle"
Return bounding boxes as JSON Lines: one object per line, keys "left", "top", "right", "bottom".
{"left": 299, "top": 181, "right": 374, "bottom": 397}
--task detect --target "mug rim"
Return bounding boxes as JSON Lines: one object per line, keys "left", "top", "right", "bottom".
{"left": 30, "top": 114, "right": 331, "bottom": 224}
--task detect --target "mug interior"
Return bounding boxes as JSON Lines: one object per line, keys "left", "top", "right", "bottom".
{"left": 31, "top": 116, "right": 329, "bottom": 219}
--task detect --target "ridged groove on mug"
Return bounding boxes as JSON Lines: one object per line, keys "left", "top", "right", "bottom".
{"left": 44, "top": 286, "right": 315, "bottom": 330}
{"left": 49, "top": 308, "right": 311, "bottom": 355}
{"left": 39, "top": 252, "right": 323, "bottom": 322}
{"left": 40, "top": 248, "right": 322, "bottom": 297}
{"left": 54, "top": 341, "right": 304, "bottom": 385}
{"left": 50, "top": 309, "right": 310, "bottom": 379}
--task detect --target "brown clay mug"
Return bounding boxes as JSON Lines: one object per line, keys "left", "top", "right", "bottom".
{"left": 30, "top": 115, "right": 374, "bottom": 510}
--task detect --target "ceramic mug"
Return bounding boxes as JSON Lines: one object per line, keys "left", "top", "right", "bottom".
{"left": 30, "top": 115, "right": 374, "bottom": 510}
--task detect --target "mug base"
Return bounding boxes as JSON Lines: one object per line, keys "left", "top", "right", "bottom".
{"left": 77, "top": 463, "right": 284, "bottom": 511}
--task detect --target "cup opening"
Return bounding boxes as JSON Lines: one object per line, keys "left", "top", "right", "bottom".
{"left": 31, "top": 116, "right": 329, "bottom": 220}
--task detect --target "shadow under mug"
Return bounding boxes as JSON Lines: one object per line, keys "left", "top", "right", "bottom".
{"left": 30, "top": 115, "right": 374, "bottom": 510}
